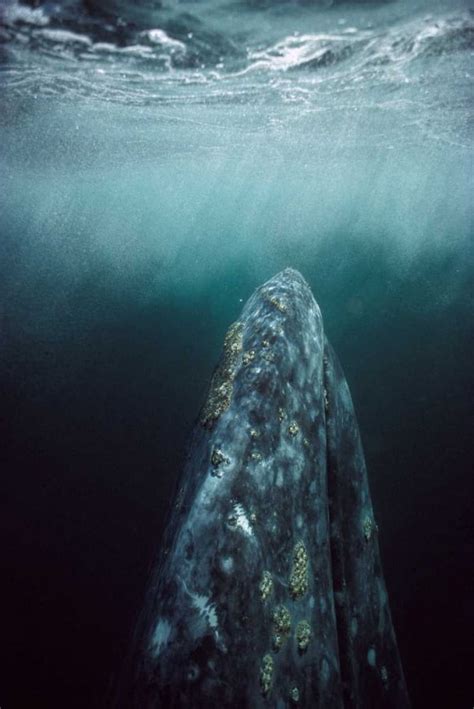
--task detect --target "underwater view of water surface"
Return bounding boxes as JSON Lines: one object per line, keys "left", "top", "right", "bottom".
{"left": 0, "top": 0, "right": 473, "bottom": 706}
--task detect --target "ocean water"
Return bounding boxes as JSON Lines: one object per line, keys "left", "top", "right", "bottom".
{"left": 0, "top": 0, "right": 473, "bottom": 706}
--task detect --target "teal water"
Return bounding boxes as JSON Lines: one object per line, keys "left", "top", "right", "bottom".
{"left": 1, "top": 0, "right": 473, "bottom": 707}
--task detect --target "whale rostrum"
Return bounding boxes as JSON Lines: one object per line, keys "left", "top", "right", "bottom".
{"left": 124, "top": 268, "right": 410, "bottom": 708}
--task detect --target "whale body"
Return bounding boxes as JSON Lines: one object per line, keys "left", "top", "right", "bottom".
{"left": 122, "top": 268, "right": 410, "bottom": 708}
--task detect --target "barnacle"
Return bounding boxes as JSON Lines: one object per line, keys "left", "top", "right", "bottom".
{"left": 288, "top": 421, "right": 299, "bottom": 437}
{"left": 201, "top": 322, "right": 243, "bottom": 429}
{"left": 272, "top": 633, "right": 284, "bottom": 651}
{"left": 259, "top": 571, "right": 273, "bottom": 602}
{"left": 268, "top": 296, "right": 287, "bottom": 313}
{"left": 273, "top": 605, "right": 291, "bottom": 634}
{"left": 296, "top": 620, "right": 311, "bottom": 652}
{"left": 272, "top": 605, "right": 291, "bottom": 649}
{"left": 289, "top": 686, "right": 300, "bottom": 704}
{"left": 242, "top": 350, "right": 255, "bottom": 366}
{"left": 363, "top": 515, "right": 375, "bottom": 542}
{"left": 211, "top": 448, "right": 229, "bottom": 467}
{"left": 210, "top": 448, "right": 229, "bottom": 478}
{"left": 260, "top": 654, "right": 273, "bottom": 696}
{"left": 289, "top": 541, "right": 309, "bottom": 600}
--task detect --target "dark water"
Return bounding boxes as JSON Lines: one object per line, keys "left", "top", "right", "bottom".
{"left": 1, "top": 0, "right": 473, "bottom": 707}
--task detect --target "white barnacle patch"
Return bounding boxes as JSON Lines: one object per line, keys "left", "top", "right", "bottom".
{"left": 292, "top": 457, "right": 304, "bottom": 483}
{"left": 220, "top": 556, "right": 234, "bottom": 574}
{"left": 268, "top": 510, "right": 279, "bottom": 535}
{"left": 207, "top": 605, "right": 218, "bottom": 630}
{"left": 367, "top": 647, "right": 377, "bottom": 667}
{"left": 179, "top": 578, "right": 221, "bottom": 645}
{"left": 320, "top": 658, "right": 330, "bottom": 683}
{"left": 351, "top": 617, "right": 358, "bottom": 638}
{"left": 150, "top": 618, "right": 172, "bottom": 657}
{"left": 189, "top": 590, "right": 219, "bottom": 632}
{"left": 227, "top": 502, "right": 253, "bottom": 536}
{"left": 232, "top": 503, "right": 253, "bottom": 535}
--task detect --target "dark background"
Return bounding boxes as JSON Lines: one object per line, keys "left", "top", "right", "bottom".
{"left": 1, "top": 239, "right": 473, "bottom": 708}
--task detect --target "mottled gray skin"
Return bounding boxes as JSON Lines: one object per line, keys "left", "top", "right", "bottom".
{"left": 124, "top": 269, "right": 410, "bottom": 708}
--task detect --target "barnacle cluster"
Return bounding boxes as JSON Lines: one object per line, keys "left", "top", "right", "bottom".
{"left": 242, "top": 350, "right": 255, "bottom": 366}
{"left": 288, "top": 421, "right": 299, "bottom": 437}
{"left": 200, "top": 321, "right": 243, "bottom": 429}
{"left": 289, "top": 541, "right": 309, "bottom": 599}
{"left": 210, "top": 448, "right": 229, "bottom": 478}
{"left": 259, "top": 571, "right": 273, "bottom": 602}
{"left": 174, "top": 486, "right": 185, "bottom": 510}
{"left": 211, "top": 448, "right": 229, "bottom": 467}
{"left": 278, "top": 407, "right": 286, "bottom": 422}
{"left": 272, "top": 605, "right": 291, "bottom": 650}
{"left": 268, "top": 295, "right": 287, "bottom": 313}
{"left": 289, "top": 686, "right": 300, "bottom": 704}
{"left": 296, "top": 620, "right": 311, "bottom": 652}
{"left": 260, "top": 654, "right": 273, "bottom": 696}
{"left": 363, "top": 515, "right": 375, "bottom": 542}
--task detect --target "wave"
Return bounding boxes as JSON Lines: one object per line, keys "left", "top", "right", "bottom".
{"left": 0, "top": 1, "right": 472, "bottom": 103}
{"left": 242, "top": 13, "right": 474, "bottom": 74}
{"left": 0, "top": 0, "right": 245, "bottom": 70}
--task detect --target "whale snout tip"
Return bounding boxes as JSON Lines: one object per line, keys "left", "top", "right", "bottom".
{"left": 263, "top": 267, "right": 311, "bottom": 295}
{"left": 280, "top": 266, "right": 304, "bottom": 280}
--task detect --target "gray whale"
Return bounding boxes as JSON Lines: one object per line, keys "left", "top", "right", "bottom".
{"left": 123, "top": 268, "right": 410, "bottom": 708}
